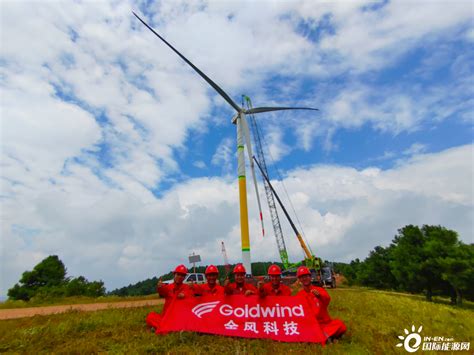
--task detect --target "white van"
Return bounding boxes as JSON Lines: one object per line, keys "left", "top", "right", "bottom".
{"left": 183, "top": 273, "right": 206, "bottom": 284}
{"left": 162, "top": 273, "right": 206, "bottom": 285}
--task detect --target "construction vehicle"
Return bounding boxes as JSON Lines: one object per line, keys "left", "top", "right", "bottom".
{"left": 321, "top": 266, "right": 337, "bottom": 288}
{"left": 253, "top": 155, "right": 323, "bottom": 285}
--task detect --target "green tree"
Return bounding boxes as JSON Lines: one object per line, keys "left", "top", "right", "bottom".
{"left": 357, "top": 246, "right": 396, "bottom": 289}
{"left": 419, "top": 225, "right": 459, "bottom": 302}
{"left": 341, "top": 259, "right": 361, "bottom": 286}
{"left": 84, "top": 280, "right": 106, "bottom": 297}
{"left": 439, "top": 243, "right": 474, "bottom": 305}
{"left": 8, "top": 255, "right": 67, "bottom": 300}
{"left": 390, "top": 225, "right": 426, "bottom": 295}
{"left": 6, "top": 283, "right": 31, "bottom": 301}
{"left": 31, "top": 255, "right": 67, "bottom": 286}
{"left": 8, "top": 255, "right": 105, "bottom": 301}
{"left": 65, "top": 276, "right": 105, "bottom": 297}
{"left": 390, "top": 225, "right": 469, "bottom": 303}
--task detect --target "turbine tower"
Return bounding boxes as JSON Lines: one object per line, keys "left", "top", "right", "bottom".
{"left": 133, "top": 12, "right": 318, "bottom": 275}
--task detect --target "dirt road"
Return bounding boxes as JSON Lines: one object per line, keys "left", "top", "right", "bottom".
{"left": 0, "top": 299, "right": 164, "bottom": 320}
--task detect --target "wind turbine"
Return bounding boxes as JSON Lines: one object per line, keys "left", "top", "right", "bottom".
{"left": 133, "top": 12, "right": 319, "bottom": 275}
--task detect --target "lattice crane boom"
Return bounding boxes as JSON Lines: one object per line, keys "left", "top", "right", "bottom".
{"left": 221, "top": 241, "right": 231, "bottom": 274}
{"left": 244, "top": 96, "right": 290, "bottom": 269}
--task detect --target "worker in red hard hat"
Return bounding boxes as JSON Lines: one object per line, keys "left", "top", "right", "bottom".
{"left": 146, "top": 264, "right": 194, "bottom": 332}
{"left": 224, "top": 264, "right": 257, "bottom": 296}
{"left": 193, "top": 264, "right": 225, "bottom": 296}
{"left": 258, "top": 264, "right": 291, "bottom": 297}
{"left": 158, "top": 264, "right": 194, "bottom": 306}
{"left": 296, "top": 266, "right": 347, "bottom": 342}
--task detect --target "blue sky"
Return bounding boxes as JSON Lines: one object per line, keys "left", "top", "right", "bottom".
{"left": 1, "top": 0, "right": 473, "bottom": 297}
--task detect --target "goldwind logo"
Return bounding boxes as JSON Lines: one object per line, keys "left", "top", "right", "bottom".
{"left": 397, "top": 325, "right": 423, "bottom": 352}
{"left": 192, "top": 301, "right": 220, "bottom": 318}
{"left": 192, "top": 302, "right": 306, "bottom": 319}
{"left": 219, "top": 303, "right": 305, "bottom": 318}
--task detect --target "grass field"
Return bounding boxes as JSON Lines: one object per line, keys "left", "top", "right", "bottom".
{"left": 0, "top": 294, "right": 157, "bottom": 310}
{"left": 0, "top": 287, "right": 472, "bottom": 354}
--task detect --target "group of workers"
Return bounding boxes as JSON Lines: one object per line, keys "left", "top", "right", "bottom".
{"left": 146, "top": 263, "right": 346, "bottom": 342}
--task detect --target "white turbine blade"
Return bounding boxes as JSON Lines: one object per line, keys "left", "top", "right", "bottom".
{"left": 133, "top": 12, "right": 242, "bottom": 113}
{"left": 246, "top": 106, "right": 319, "bottom": 114}
{"left": 242, "top": 116, "right": 265, "bottom": 237}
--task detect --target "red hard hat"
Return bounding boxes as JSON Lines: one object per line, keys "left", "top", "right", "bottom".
{"left": 233, "top": 264, "right": 246, "bottom": 274}
{"left": 174, "top": 264, "right": 188, "bottom": 274}
{"left": 297, "top": 266, "right": 311, "bottom": 277}
{"left": 268, "top": 264, "right": 281, "bottom": 275}
{"left": 205, "top": 265, "right": 219, "bottom": 275}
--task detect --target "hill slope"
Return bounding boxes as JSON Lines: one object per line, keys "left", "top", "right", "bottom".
{"left": 0, "top": 287, "right": 472, "bottom": 353}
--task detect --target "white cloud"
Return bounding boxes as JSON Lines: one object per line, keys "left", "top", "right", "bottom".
{"left": 273, "top": 144, "right": 473, "bottom": 262}
{"left": 301, "top": 75, "right": 473, "bottom": 154}
{"left": 1, "top": 0, "right": 472, "bottom": 298}
{"left": 211, "top": 137, "right": 234, "bottom": 173}
{"left": 2, "top": 144, "right": 472, "bottom": 296}
{"left": 2, "top": 72, "right": 101, "bottom": 174}
{"left": 193, "top": 160, "right": 206, "bottom": 169}
{"left": 301, "top": 0, "right": 473, "bottom": 73}
{"left": 402, "top": 143, "right": 427, "bottom": 156}
{"left": 295, "top": 119, "right": 321, "bottom": 152}
{"left": 1, "top": 0, "right": 214, "bottom": 190}
{"left": 377, "top": 145, "right": 473, "bottom": 206}
{"left": 261, "top": 125, "right": 291, "bottom": 162}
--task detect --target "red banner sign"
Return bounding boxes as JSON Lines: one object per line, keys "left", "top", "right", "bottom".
{"left": 156, "top": 295, "right": 327, "bottom": 343}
